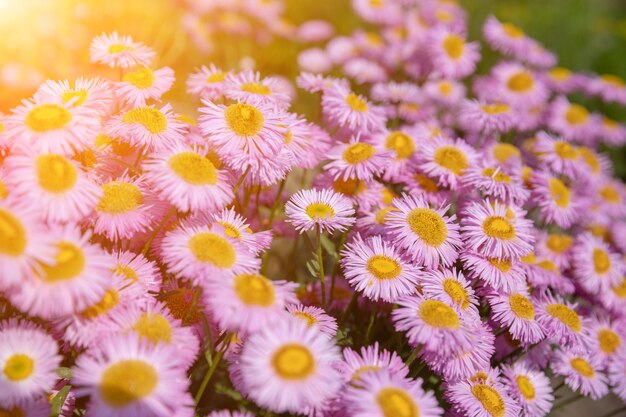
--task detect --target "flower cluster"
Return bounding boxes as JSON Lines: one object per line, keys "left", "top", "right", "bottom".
{"left": 1, "top": 1, "right": 626, "bottom": 417}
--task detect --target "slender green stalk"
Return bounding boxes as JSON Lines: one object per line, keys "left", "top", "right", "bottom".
{"left": 141, "top": 206, "right": 177, "bottom": 255}
{"left": 339, "top": 291, "right": 359, "bottom": 326}
{"left": 182, "top": 287, "right": 200, "bottom": 326}
{"left": 194, "top": 345, "right": 226, "bottom": 404}
{"left": 405, "top": 345, "right": 423, "bottom": 368}
{"left": 365, "top": 306, "right": 377, "bottom": 344}
{"left": 316, "top": 226, "right": 326, "bottom": 310}
{"left": 266, "top": 178, "right": 286, "bottom": 230}
{"left": 233, "top": 166, "right": 251, "bottom": 195}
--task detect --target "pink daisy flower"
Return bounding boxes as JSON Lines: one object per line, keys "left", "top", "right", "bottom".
{"left": 446, "top": 369, "right": 521, "bottom": 417}
{"left": 552, "top": 348, "right": 609, "bottom": 400}
{"left": 340, "top": 234, "right": 420, "bottom": 302}
{"left": 93, "top": 174, "right": 161, "bottom": 241}
{"left": 385, "top": 194, "right": 463, "bottom": 268}
{"left": 72, "top": 333, "right": 194, "bottom": 417}
{"left": 206, "top": 411, "right": 254, "bottom": 417}
{"left": 587, "top": 318, "right": 625, "bottom": 366}
{"left": 460, "top": 200, "right": 534, "bottom": 260}
{"left": 337, "top": 342, "right": 408, "bottom": 384}
{"left": 461, "top": 251, "right": 526, "bottom": 293}
{"left": 35, "top": 77, "right": 114, "bottom": 115}
{"left": 186, "top": 65, "right": 230, "bottom": 100}
{"left": 421, "top": 268, "right": 478, "bottom": 317}
{"left": 571, "top": 233, "right": 623, "bottom": 294}
{"left": 418, "top": 136, "right": 477, "bottom": 190}
{"left": 422, "top": 79, "right": 466, "bottom": 106}
{"left": 209, "top": 208, "right": 272, "bottom": 254}
{"left": 370, "top": 128, "right": 420, "bottom": 182}
{"left": 483, "top": 16, "right": 532, "bottom": 56}
{"left": 342, "top": 369, "right": 443, "bottom": 417}
{"left": 608, "top": 347, "right": 626, "bottom": 402}
{"left": 89, "top": 32, "right": 155, "bottom": 68}
{"left": 500, "top": 363, "right": 553, "bottom": 417}
{"left": 589, "top": 74, "right": 626, "bottom": 104}
{"left": 461, "top": 164, "right": 529, "bottom": 206}
{"left": 392, "top": 294, "right": 474, "bottom": 355}
{"left": 161, "top": 223, "right": 260, "bottom": 284}
{"left": 427, "top": 27, "right": 480, "bottom": 79}
{"left": 0, "top": 320, "right": 61, "bottom": 407}
{"left": 112, "top": 250, "right": 162, "bottom": 293}
{"left": 487, "top": 289, "right": 545, "bottom": 344}
{"left": 321, "top": 83, "right": 386, "bottom": 133}
{"left": 143, "top": 145, "right": 233, "bottom": 213}
{"left": 224, "top": 69, "right": 291, "bottom": 109}
{"left": 324, "top": 136, "right": 392, "bottom": 182}
{"left": 105, "top": 104, "right": 186, "bottom": 151}
{"left": 203, "top": 272, "right": 297, "bottom": 334}
{"left": 4, "top": 149, "right": 101, "bottom": 223}
{"left": 547, "top": 96, "right": 598, "bottom": 143}
{"left": 532, "top": 131, "right": 581, "bottom": 178}
{"left": 285, "top": 188, "right": 356, "bottom": 233}
{"left": 236, "top": 317, "right": 341, "bottom": 413}
{"left": 599, "top": 116, "right": 626, "bottom": 147}
{"left": 116, "top": 66, "right": 175, "bottom": 107}
{"left": 535, "top": 232, "right": 573, "bottom": 270}
{"left": 371, "top": 82, "right": 421, "bottom": 104}
{"left": 535, "top": 293, "right": 591, "bottom": 349}
{"left": 489, "top": 62, "right": 548, "bottom": 107}
{"left": 529, "top": 171, "right": 580, "bottom": 228}
{"left": 458, "top": 100, "right": 515, "bottom": 135}
{"left": 286, "top": 304, "right": 338, "bottom": 338}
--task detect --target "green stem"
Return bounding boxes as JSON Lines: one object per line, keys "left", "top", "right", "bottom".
{"left": 141, "top": 206, "right": 177, "bottom": 256}
{"left": 328, "top": 230, "right": 348, "bottom": 306}
{"left": 182, "top": 287, "right": 200, "bottom": 326}
{"left": 365, "top": 306, "right": 377, "bottom": 344}
{"left": 410, "top": 362, "right": 427, "bottom": 379}
{"left": 266, "top": 178, "right": 286, "bottom": 230}
{"left": 233, "top": 166, "right": 251, "bottom": 196}
{"left": 316, "top": 226, "right": 326, "bottom": 310}
{"left": 194, "top": 344, "right": 227, "bottom": 404}
{"left": 405, "top": 345, "right": 423, "bottom": 368}
{"left": 339, "top": 291, "right": 359, "bottom": 326}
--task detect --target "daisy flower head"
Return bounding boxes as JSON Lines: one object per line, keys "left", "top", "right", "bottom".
{"left": 482, "top": 15, "right": 531, "bottom": 56}
{"left": 342, "top": 369, "right": 443, "bottom": 417}
{"left": 285, "top": 188, "right": 356, "bottom": 234}
{"left": 207, "top": 411, "right": 254, "bottom": 417}
{"left": 587, "top": 318, "right": 625, "bottom": 365}
{"left": 552, "top": 348, "right": 609, "bottom": 400}
{"left": 427, "top": 27, "right": 480, "bottom": 79}
{"left": 422, "top": 79, "right": 466, "bottom": 106}
{"left": 340, "top": 234, "right": 421, "bottom": 302}
{"left": 420, "top": 268, "right": 478, "bottom": 317}
{"left": 534, "top": 232, "right": 573, "bottom": 270}
{"left": 446, "top": 369, "right": 521, "bottom": 417}
{"left": 105, "top": 104, "right": 186, "bottom": 151}
{"left": 392, "top": 294, "right": 473, "bottom": 355}
{"left": 385, "top": 193, "right": 462, "bottom": 268}
{"left": 112, "top": 250, "right": 161, "bottom": 293}
{"left": 337, "top": 342, "right": 408, "bottom": 384}
{"left": 93, "top": 174, "right": 161, "bottom": 241}
{"left": 72, "top": 332, "right": 194, "bottom": 417}
{"left": 418, "top": 136, "right": 477, "bottom": 190}
{"left": 186, "top": 65, "right": 229, "bottom": 100}
{"left": 35, "top": 77, "right": 114, "bottom": 116}
{"left": 500, "top": 363, "right": 553, "bottom": 417}
{"left": 544, "top": 67, "right": 583, "bottom": 94}
{"left": 596, "top": 178, "right": 626, "bottom": 218}
{"left": 4, "top": 97, "right": 99, "bottom": 156}
{"left": 460, "top": 200, "right": 534, "bottom": 261}
{"left": 458, "top": 100, "right": 514, "bottom": 135}
{"left": 608, "top": 347, "right": 626, "bottom": 402}
{"left": 462, "top": 164, "right": 530, "bottom": 206}
{"left": 143, "top": 145, "right": 233, "bottom": 214}
{"left": 532, "top": 131, "right": 581, "bottom": 178}
{"left": 161, "top": 222, "right": 260, "bottom": 284}
{"left": 9, "top": 225, "right": 112, "bottom": 319}
{"left": 204, "top": 272, "right": 297, "bottom": 335}
{"left": 324, "top": 136, "right": 392, "bottom": 182}
{"left": 461, "top": 251, "right": 526, "bottom": 293}
{"left": 571, "top": 232, "right": 623, "bottom": 294}
{"left": 209, "top": 207, "right": 272, "bottom": 254}
{"left": 529, "top": 171, "right": 580, "bottom": 228}
{"left": 489, "top": 61, "right": 548, "bottom": 107}
{"left": 116, "top": 66, "right": 175, "bottom": 107}
{"left": 4, "top": 148, "right": 101, "bottom": 223}
{"left": 321, "top": 83, "right": 386, "bottom": 133}
{"left": 224, "top": 69, "right": 291, "bottom": 109}
{"left": 286, "top": 304, "right": 338, "bottom": 338}
{"left": 535, "top": 293, "right": 591, "bottom": 349}
{"left": 351, "top": 0, "right": 403, "bottom": 26}
{"left": 547, "top": 96, "right": 598, "bottom": 143}
{"left": 590, "top": 73, "right": 626, "bottom": 104}
{"left": 0, "top": 320, "right": 61, "bottom": 407}
{"left": 237, "top": 316, "right": 341, "bottom": 413}
{"left": 487, "top": 289, "right": 545, "bottom": 344}
{"left": 89, "top": 32, "right": 156, "bottom": 68}
{"left": 371, "top": 127, "right": 419, "bottom": 182}
{"left": 599, "top": 116, "right": 626, "bottom": 147}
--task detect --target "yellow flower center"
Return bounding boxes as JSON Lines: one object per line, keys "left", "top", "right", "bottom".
{"left": 350, "top": 365, "right": 380, "bottom": 384}
{"left": 114, "top": 264, "right": 138, "bottom": 282}
{"left": 546, "top": 234, "right": 572, "bottom": 253}
{"left": 433, "top": 146, "right": 468, "bottom": 175}
{"left": 61, "top": 90, "right": 88, "bottom": 106}
{"left": 482, "top": 216, "right": 516, "bottom": 240}
{"left": 39, "top": 241, "right": 85, "bottom": 282}
{"left": 74, "top": 149, "right": 97, "bottom": 169}
{"left": 376, "top": 387, "right": 419, "bottom": 417}
{"left": 382, "top": 188, "right": 397, "bottom": 205}
{"left": 36, "top": 154, "right": 77, "bottom": 193}
{"left": 516, "top": 375, "right": 535, "bottom": 400}
{"left": 25, "top": 104, "right": 72, "bottom": 132}
{"left": 419, "top": 299, "right": 460, "bottom": 329}
{"left": 122, "top": 107, "right": 167, "bottom": 134}
{"left": 0, "top": 406, "right": 25, "bottom": 417}
{"left": 99, "top": 360, "right": 158, "bottom": 407}
{"left": 612, "top": 278, "right": 626, "bottom": 298}
{"left": 509, "top": 293, "right": 535, "bottom": 320}
{"left": 233, "top": 273, "right": 275, "bottom": 306}
{"left": 439, "top": 81, "right": 453, "bottom": 95}
{"left": 407, "top": 208, "right": 447, "bottom": 246}
{"left": 443, "top": 34, "right": 464, "bottom": 60}
{"left": 224, "top": 103, "right": 264, "bottom": 136}
{"left": 207, "top": 72, "right": 226, "bottom": 83}
{"left": 596, "top": 329, "right": 621, "bottom": 355}
{"left": 482, "top": 167, "right": 511, "bottom": 183}
{"left": 507, "top": 72, "right": 534, "bottom": 92}
{"left": 0, "top": 182, "right": 7, "bottom": 200}
{"left": 108, "top": 43, "right": 133, "bottom": 54}
{"left": 168, "top": 152, "right": 218, "bottom": 185}
{"left": 554, "top": 142, "right": 578, "bottom": 160}
{"left": 601, "top": 74, "right": 624, "bottom": 86}
{"left": 345, "top": 93, "right": 368, "bottom": 112}
{"left": 578, "top": 147, "right": 599, "bottom": 173}
{"left": 333, "top": 177, "right": 365, "bottom": 196}
{"left": 133, "top": 313, "right": 173, "bottom": 343}
{"left": 188, "top": 232, "right": 236, "bottom": 268}
{"left": 375, "top": 207, "right": 396, "bottom": 225}
{"left": 3, "top": 354, "right": 34, "bottom": 381}
{"left": 593, "top": 248, "right": 611, "bottom": 274}
{"left": 489, "top": 258, "right": 512, "bottom": 272}
{"left": 492, "top": 143, "right": 520, "bottom": 163}
{"left": 443, "top": 279, "right": 470, "bottom": 309}
{"left": 343, "top": 143, "right": 376, "bottom": 165}
{"left": 481, "top": 103, "right": 510, "bottom": 115}
{"left": 548, "top": 178, "right": 570, "bottom": 208}
{"left": 272, "top": 344, "right": 315, "bottom": 380}
{"left": 570, "top": 358, "right": 594, "bottom": 378}
{"left": 0, "top": 209, "right": 27, "bottom": 256}
{"left": 241, "top": 82, "right": 272, "bottom": 95}
{"left": 546, "top": 303, "right": 581, "bottom": 332}
{"left": 97, "top": 182, "right": 143, "bottom": 214}
{"left": 122, "top": 67, "right": 155, "bottom": 89}
{"left": 565, "top": 104, "right": 589, "bottom": 125}
{"left": 292, "top": 311, "right": 318, "bottom": 327}
{"left": 218, "top": 222, "right": 241, "bottom": 240}
{"left": 600, "top": 185, "right": 620, "bottom": 204}
{"left": 81, "top": 289, "right": 120, "bottom": 319}
{"left": 502, "top": 22, "right": 524, "bottom": 38}
{"left": 414, "top": 174, "right": 439, "bottom": 192}
{"left": 305, "top": 202, "right": 335, "bottom": 220}
{"left": 471, "top": 384, "right": 506, "bottom": 417}
{"left": 386, "top": 131, "right": 415, "bottom": 159}
{"left": 367, "top": 255, "right": 402, "bottom": 280}
{"left": 549, "top": 67, "right": 572, "bottom": 81}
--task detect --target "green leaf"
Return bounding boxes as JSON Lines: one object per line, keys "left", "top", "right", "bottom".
{"left": 306, "top": 258, "right": 319, "bottom": 277}
{"left": 320, "top": 234, "right": 336, "bottom": 255}
{"left": 55, "top": 367, "right": 72, "bottom": 379}
{"left": 214, "top": 382, "right": 243, "bottom": 401}
{"left": 50, "top": 384, "right": 71, "bottom": 417}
